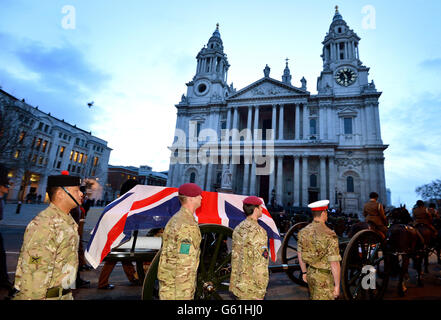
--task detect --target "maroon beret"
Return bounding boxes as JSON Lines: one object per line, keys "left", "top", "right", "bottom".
{"left": 178, "top": 183, "right": 202, "bottom": 197}
{"left": 243, "top": 196, "right": 263, "bottom": 206}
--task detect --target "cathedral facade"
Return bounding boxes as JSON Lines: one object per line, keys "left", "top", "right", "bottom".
{"left": 166, "top": 8, "right": 388, "bottom": 214}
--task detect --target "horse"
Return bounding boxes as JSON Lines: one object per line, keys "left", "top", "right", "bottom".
{"left": 347, "top": 207, "right": 425, "bottom": 296}
{"left": 386, "top": 207, "right": 424, "bottom": 295}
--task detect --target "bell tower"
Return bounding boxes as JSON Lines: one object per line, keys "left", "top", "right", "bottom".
{"left": 317, "top": 6, "right": 372, "bottom": 96}
{"left": 183, "top": 23, "right": 231, "bottom": 105}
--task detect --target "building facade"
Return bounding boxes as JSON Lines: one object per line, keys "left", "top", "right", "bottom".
{"left": 167, "top": 9, "right": 388, "bottom": 214}
{"left": 0, "top": 89, "right": 112, "bottom": 202}
{"left": 106, "top": 165, "right": 167, "bottom": 200}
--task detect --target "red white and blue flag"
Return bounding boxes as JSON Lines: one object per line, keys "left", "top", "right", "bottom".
{"left": 85, "top": 185, "right": 281, "bottom": 268}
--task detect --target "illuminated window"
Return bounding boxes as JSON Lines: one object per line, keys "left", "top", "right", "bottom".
{"left": 18, "top": 132, "right": 25, "bottom": 144}
{"left": 42, "top": 140, "right": 48, "bottom": 153}
{"left": 59, "top": 146, "right": 65, "bottom": 158}
{"left": 14, "top": 150, "right": 20, "bottom": 158}
{"left": 70, "top": 150, "right": 74, "bottom": 160}
{"left": 93, "top": 157, "right": 99, "bottom": 167}
{"left": 38, "top": 156, "right": 43, "bottom": 165}
{"left": 36, "top": 138, "right": 42, "bottom": 150}
{"left": 79, "top": 153, "right": 84, "bottom": 163}
{"left": 74, "top": 151, "right": 79, "bottom": 162}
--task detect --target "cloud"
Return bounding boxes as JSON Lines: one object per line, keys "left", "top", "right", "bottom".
{"left": 382, "top": 93, "right": 441, "bottom": 206}
{"left": 0, "top": 32, "right": 111, "bottom": 129}
{"left": 420, "top": 58, "right": 441, "bottom": 70}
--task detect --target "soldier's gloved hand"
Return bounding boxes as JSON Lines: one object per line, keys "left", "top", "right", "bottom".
{"left": 333, "top": 286, "right": 340, "bottom": 299}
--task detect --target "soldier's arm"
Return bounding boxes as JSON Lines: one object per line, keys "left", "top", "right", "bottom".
{"left": 328, "top": 234, "right": 341, "bottom": 299}
{"left": 248, "top": 234, "right": 268, "bottom": 299}
{"left": 174, "top": 224, "right": 200, "bottom": 299}
{"left": 16, "top": 222, "right": 58, "bottom": 299}
{"left": 297, "top": 232, "right": 308, "bottom": 282}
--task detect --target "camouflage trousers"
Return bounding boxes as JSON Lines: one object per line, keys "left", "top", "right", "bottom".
{"left": 307, "top": 267, "right": 334, "bottom": 300}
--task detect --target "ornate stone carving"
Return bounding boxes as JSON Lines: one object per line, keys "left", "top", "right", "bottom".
{"left": 336, "top": 158, "right": 364, "bottom": 168}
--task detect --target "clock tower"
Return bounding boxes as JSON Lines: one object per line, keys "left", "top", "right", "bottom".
{"left": 317, "top": 6, "right": 371, "bottom": 96}
{"left": 183, "top": 23, "right": 231, "bottom": 105}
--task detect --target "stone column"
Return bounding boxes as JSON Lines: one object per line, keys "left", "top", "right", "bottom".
{"left": 319, "top": 106, "right": 326, "bottom": 140}
{"left": 295, "top": 104, "right": 301, "bottom": 140}
{"left": 368, "top": 158, "right": 377, "bottom": 194}
{"left": 373, "top": 104, "right": 382, "bottom": 142}
{"left": 253, "top": 105, "right": 259, "bottom": 141}
{"left": 328, "top": 156, "right": 336, "bottom": 208}
{"left": 276, "top": 156, "right": 283, "bottom": 206}
{"left": 207, "top": 162, "right": 215, "bottom": 192}
{"left": 366, "top": 103, "right": 376, "bottom": 144}
{"left": 378, "top": 158, "right": 387, "bottom": 205}
{"left": 319, "top": 156, "right": 327, "bottom": 200}
{"left": 226, "top": 108, "right": 232, "bottom": 131}
{"left": 278, "top": 104, "right": 284, "bottom": 140}
{"left": 250, "top": 161, "right": 257, "bottom": 195}
{"left": 242, "top": 163, "right": 250, "bottom": 195}
{"left": 361, "top": 106, "right": 368, "bottom": 145}
{"left": 272, "top": 104, "right": 277, "bottom": 140}
{"left": 302, "top": 155, "right": 309, "bottom": 206}
{"left": 246, "top": 105, "right": 253, "bottom": 141}
{"left": 293, "top": 155, "right": 300, "bottom": 207}
{"left": 269, "top": 156, "right": 275, "bottom": 203}
{"left": 327, "top": 106, "right": 334, "bottom": 141}
{"left": 232, "top": 106, "right": 239, "bottom": 141}
{"left": 302, "top": 104, "right": 309, "bottom": 140}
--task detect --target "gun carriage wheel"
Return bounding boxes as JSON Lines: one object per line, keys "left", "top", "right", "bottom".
{"left": 142, "top": 224, "right": 233, "bottom": 300}
{"left": 341, "top": 229, "right": 391, "bottom": 300}
{"left": 280, "top": 222, "right": 309, "bottom": 286}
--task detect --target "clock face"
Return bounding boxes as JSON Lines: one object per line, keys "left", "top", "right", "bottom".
{"left": 334, "top": 68, "right": 357, "bottom": 87}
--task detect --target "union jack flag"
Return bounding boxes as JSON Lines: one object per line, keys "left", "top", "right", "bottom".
{"left": 85, "top": 185, "right": 281, "bottom": 268}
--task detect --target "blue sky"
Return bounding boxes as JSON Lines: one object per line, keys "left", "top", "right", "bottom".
{"left": 0, "top": 0, "right": 440, "bottom": 207}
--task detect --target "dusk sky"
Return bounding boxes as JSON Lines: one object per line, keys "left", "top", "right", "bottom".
{"left": 1, "top": 0, "right": 440, "bottom": 207}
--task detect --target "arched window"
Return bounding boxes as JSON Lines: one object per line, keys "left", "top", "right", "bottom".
{"left": 347, "top": 176, "right": 354, "bottom": 193}
{"left": 310, "top": 119, "right": 317, "bottom": 135}
{"left": 190, "top": 172, "right": 196, "bottom": 183}
{"left": 310, "top": 174, "right": 317, "bottom": 188}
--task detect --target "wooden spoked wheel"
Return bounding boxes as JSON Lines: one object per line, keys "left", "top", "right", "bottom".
{"left": 142, "top": 224, "right": 233, "bottom": 300}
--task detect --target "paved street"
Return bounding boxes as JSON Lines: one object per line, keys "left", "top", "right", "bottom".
{"left": 1, "top": 202, "right": 440, "bottom": 300}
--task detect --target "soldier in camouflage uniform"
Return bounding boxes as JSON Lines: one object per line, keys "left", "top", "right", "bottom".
{"left": 13, "top": 172, "right": 83, "bottom": 300}
{"left": 157, "top": 183, "right": 202, "bottom": 300}
{"left": 230, "top": 196, "right": 269, "bottom": 300}
{"left": 298, "top": 200, "right": 341, "bottom": 300}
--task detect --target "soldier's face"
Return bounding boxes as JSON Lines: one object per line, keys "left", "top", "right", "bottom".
{"left": 65, "top": 186, "right": 83, "bottom": 207}
{"left": 255, "top": 205, "right": 263, "bottom": 218}
{"left": 194, "top": 194, "right": 202, "bottom": 209}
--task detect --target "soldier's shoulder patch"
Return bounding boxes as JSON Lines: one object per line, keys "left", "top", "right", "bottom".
{"left": 30, "top": 256, "right": 41, "bottom": 264}
{"left": 179, "top": 239, "right": 191, "bottom": 254}
{"left": 262, "top": 247, "right": 269, "bottom": 259}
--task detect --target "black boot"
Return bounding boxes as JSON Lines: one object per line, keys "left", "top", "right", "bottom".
{"left": 76, "top": 278, "right": 90, "bottom": 288}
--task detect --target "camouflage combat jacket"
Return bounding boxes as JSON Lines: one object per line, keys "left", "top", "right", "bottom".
{"left": 157, "top": 206, "right": 201, "bottom": 300}
{"left": 230, "top": 216, "right": 269, "bottom": 300}
{"left": 14, "top": 203, "right": 79, "bottom": 300}
{"left": 298, "top": 220, "right": 341, "bottom": 270}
